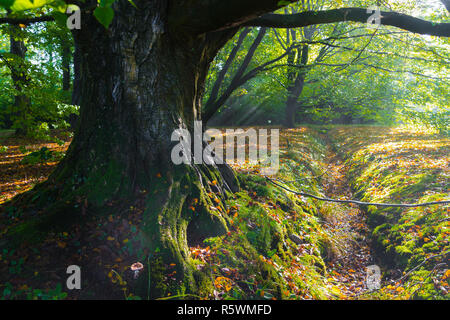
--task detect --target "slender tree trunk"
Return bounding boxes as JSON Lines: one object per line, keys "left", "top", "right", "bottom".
{"left": 284, "top": 44, "right": 308, "bottom": 128}
{"left": 9, "top": 25, "right": 31, "bottom": 136}
{"left": 71, "top": 40, "right": 81, "bottom": 106}
{"left": 61, "top": 41, "right": 71, "bottom": 92}
{"left": 68, "top": 40, "right": 81, "bottom": 130}
{"left": 284, "top": 44, "right": 297, "bottom": 128}
{"left": 1, "top": 0, "right": 239, "bottom": 298}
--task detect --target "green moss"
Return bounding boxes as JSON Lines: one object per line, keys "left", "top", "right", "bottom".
{"left": 329, "top": 126, "right": 449, "bottom": 299}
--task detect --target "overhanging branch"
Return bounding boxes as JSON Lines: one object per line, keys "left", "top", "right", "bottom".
{"left": 246, "top": 8, "right": 450, "bottom": 37}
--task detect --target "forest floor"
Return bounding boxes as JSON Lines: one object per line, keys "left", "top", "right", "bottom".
{"left": 318, "top": 139, "right": 374, "bottom": 298}
{"left": 0, "top": 126, "right": 448, "bottom": 300}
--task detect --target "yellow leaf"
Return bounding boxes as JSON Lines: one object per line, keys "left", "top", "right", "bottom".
{"left": 331, "top": 286, "right": 341, "bottom": 295}
{"left": 443, "top": 270, "right": 450, "bottom": 279}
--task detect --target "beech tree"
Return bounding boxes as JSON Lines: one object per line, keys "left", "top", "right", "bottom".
{"left": 6, "top": 20, "right": 32, "bottom": 135}
{"left": 0, "top": 0, "right": 449, "bottom": 297}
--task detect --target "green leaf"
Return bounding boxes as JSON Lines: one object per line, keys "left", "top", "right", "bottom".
{"left": 51, "top": 11, "right": 68, "bottom": 29}
{"left": 0, "top": 0, "right": 15, "bottom": 9}
{"left": 10, "top": 0, "right": 52, "bottom": 11}
{"left": 94, "top": 7, "right": 114, "bottom": 29}
{"left": 99, "top": 0, "right": 115, "bottom": 7}
{"left": 93, "top": 6, "right": 114, "bottom": 29}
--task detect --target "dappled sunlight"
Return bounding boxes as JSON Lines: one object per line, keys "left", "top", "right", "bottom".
{"left": 0, "top": 136, "right": 71, "bottom": 204}
{"left": 330, "top": 126, "right": 449, "bottom": 299}
{"left": 0, "top": 125, "right": 448, "bottom": 300}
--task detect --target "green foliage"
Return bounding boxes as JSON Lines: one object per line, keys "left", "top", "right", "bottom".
{"left": 205, "top": 1, "right": 449, "bottom": 127}
{"left": 0, "top": 18, "right": 78, "bottom": 138}
{"left": 94, "top": 6, "right": 115, "bottom": 29}
{"left": 401, "top": 109, "right": 449, "bottom": 136}
{"left": 1, "top": 282, "right": 67, "bottom": 300}
{"left": 20, "top": 146, "right": 64, "bottom": 164}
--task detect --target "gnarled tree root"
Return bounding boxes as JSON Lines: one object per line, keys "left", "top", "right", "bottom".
{"left": 0, "top": 162, "right": 239, "bottom": 299}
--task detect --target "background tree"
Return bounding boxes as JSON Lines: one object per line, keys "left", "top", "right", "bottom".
{"left": 204, "top": 0, "right": 449, "bottom": 128}
{"left": 0, "top": 6, "right": 77, "bottom": 138}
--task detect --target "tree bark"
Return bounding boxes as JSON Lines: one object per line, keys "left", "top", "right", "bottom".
{"left": 69, "top": 39, "right": 81, "bottom": 130}
{"left": 71, "top": 40, "right": 81, "bottom": 106}
{"left": 61, "top": 41, "right": 71, "bottom": 92}
{"left": 1, "top": 0, "right": 239, "bottom": 298}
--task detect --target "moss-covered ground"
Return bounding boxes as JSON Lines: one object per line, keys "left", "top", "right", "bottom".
{"left": 328, "top": 125, "right": 449, "bottom": 299}
{"left": 0, "top": 126, "right": 448, "bottom": 300}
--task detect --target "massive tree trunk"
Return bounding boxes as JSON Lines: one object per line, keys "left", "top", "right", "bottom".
{"left": 1, "top": 0, "right": 238, "bottom": 298}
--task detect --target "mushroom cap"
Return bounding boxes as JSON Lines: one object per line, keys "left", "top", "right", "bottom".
{"left": 131, "top": 262, "right": 144, "bottom": 271}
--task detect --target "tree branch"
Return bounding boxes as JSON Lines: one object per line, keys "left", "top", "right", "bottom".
{"left": 207, "top": 28, "right": 251, "bottom": 109}
{"left": 0, "top": 15, "right": 54, "bottom": 25}
{"left": 246, "top": 8, "right": 450, "bottom": 37}
{"left": 203, "top": 27, "right": 267, "bottom": 122}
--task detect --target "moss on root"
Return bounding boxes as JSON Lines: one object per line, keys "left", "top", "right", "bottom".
{"left": 0, "top": 155, "right": 241, "bottom": 299}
